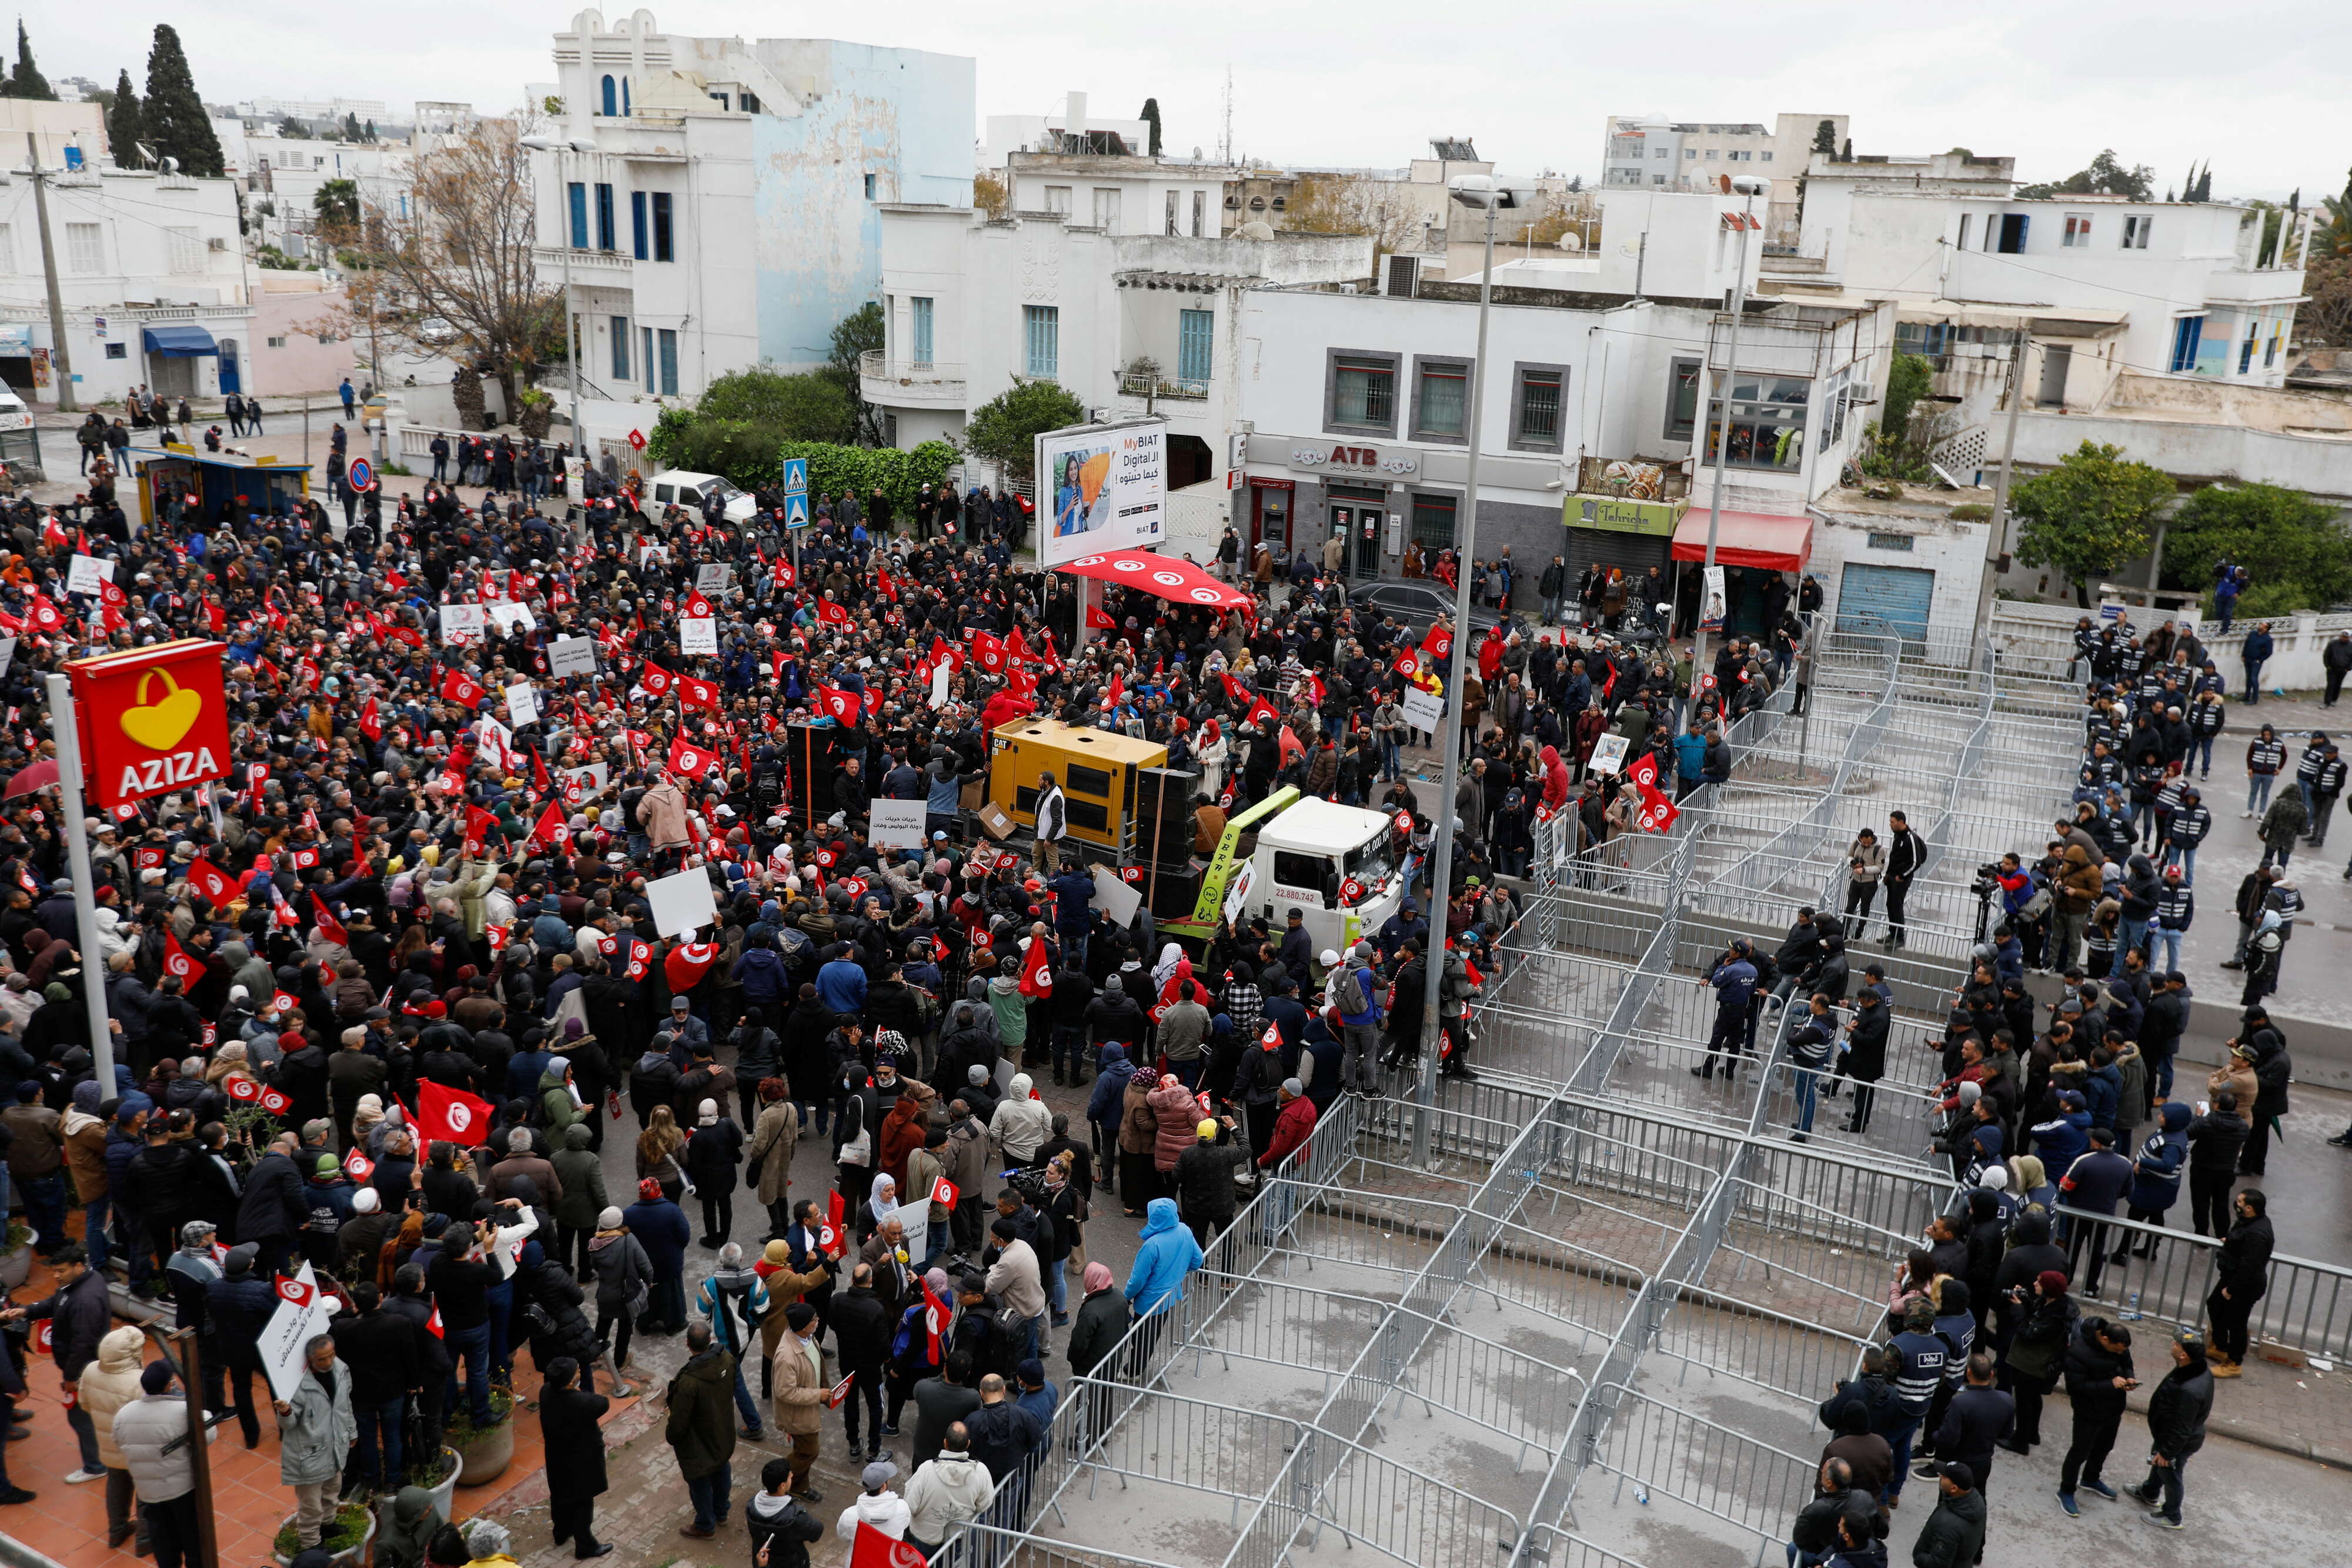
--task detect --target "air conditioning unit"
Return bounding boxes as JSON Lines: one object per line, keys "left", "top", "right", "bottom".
{"left": 1384, "top": 255, "right": 1420, "bottom": 297}
{"left": 206, "top": 236, "right": 228, "bottom": 252}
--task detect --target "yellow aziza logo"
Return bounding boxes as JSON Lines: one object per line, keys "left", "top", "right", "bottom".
{"left": 120, "top": 668, "right": 203, "bottom": 751}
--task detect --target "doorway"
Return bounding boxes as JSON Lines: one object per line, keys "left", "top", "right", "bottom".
{"left": 2035, "top": 343, "right": 2070, "bottom": 408}
{"left": 216, "top": 339, "right": 243, "bottom": 395}
{"left": 1328, "top": 486, "right": 1385, "bottom": 581}
{"left": 148, "top": 355, "right": 196, "bottom": 400}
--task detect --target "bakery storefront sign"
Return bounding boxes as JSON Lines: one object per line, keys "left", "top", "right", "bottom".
{"left": 1288, "top": 441, "right": 1418, "bottom": 479}
{"left": 65, "top": 639, "right": 233, "bottom": 808}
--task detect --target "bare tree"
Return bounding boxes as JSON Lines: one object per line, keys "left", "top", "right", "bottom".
{"left": 306, "top": 115, "right": 559, "bottom": 414}
{"left": 1284, "top": 173, "right": 1425, "bottom": 258}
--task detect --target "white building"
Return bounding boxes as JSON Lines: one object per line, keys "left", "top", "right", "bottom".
{"left": 862, "top": 194, "right": 1373, "bottom": 560}
{"left": 0, "top": 162, "right": 253, "bottom": 405}
{"left": 209, "top": 122, "right": 413, "bottom": 259}
{"left": 1229, "top": 263, "right": 1942, "bottom": 640}
{"left": 982, "top": 93, "right": 1153, "bottom": 172}
{"left": 524, "top": 7, "right": 974, "bottom": 429}
{"left": 1602, "top": 113, "right": 1848, "bottom": 199}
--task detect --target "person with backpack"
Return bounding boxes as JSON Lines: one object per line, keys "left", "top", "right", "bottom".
{"left": 1330, "top": 942, "right": 1382, "bottom": 1095}
{"left": 697, "top": 1241, "right": 771, "bottom": 1441}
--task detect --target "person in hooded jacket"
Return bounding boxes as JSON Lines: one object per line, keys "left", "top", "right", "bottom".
{"left": 1994, "top": 1269, "right": 2076, "bottom": 1455}
{"left": 1087, "top": 1044, "right": 1136, "bottom": 1196}
{"left": 2116, "top": 1102, "right": 2189, "bottom": 1260}
{"left": 2122, "top": 1329, "right": 2214, "bottom": 1528}
{"left": 1122, "top": 1197, "right": 1204, "bottom": 1365}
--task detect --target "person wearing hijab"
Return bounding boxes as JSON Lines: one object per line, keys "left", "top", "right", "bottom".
{"left": 682, "top": 1098, "right": 744, "bottom": 1246}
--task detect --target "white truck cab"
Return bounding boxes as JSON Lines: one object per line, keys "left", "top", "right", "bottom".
{"left": 1247, "top": 797, "right": 1404, "bottom": 961}
{"left": 645, "top": 468, "right": 758, "bottom": 523}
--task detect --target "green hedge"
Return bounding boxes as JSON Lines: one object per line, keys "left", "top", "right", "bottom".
{"left": 644, "top": 406, "right": 957, "bottom": 517}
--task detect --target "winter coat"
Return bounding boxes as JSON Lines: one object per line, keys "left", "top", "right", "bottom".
{"left": 1147, "top": 1080, "right": 1200, "bottom": 1172}
{"left": 2146, "top": 1355, "right": 2215, "bottom": 1459}
{"left": 81, "top": 1325, "right": 149, "bottom": 1470}
{"left": 903, "top": 1450, "right": 998, "bottom": 1544}
{"left": 280, "top": 1356, "right": 359, "bottom": 1485}
{"left": 664, "top": 1345, "right": 739, "bottom": 1479}
{"left": 550, "top": 1126, "right": 609, "bottom": 1229}
{"left": 637, "top": 779, "right": 691, "bottom": 850}
{"left": 1124, "top": 1197, "right": 1204, "bottom": 1318}
{"left": 747, "top": 1102, "right": 801, "bottom": 1206}
{"left": 1065, "top": 1285, "right": 1135, "bottom": 1379}
{"left": 1910, "top": 1486, "right": 1987, "bottom": 1568}
{"left": 112, "top": 1393, "right": 208, "bottom": 1503}
{"left": 2128, "top": 1104, "right": 2190, "bottom": 1212}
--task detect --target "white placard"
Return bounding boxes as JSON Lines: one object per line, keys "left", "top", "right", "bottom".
{"left": 489, "top": 601, "right": 537, "bottom": 634}
{"left": 547, "top": 636, "right": 599, "bottom": 678}
{"left": 929, "top": 660, "right": 951, "bottom": 710}
{"left": 257, "top": 1262, "right": 334, "bottom": 1402}
{"left": 506, "top": 682, "right": 540, "bottom": 726}
{"left": 1090, "top": 864, "right": 1142, "bottom": 927}
{"left": 679, "top": 616, "right": 719, "bottom": 655}
{"left": 66, "top": 555, "right": 114, "bottom": 594}
{"left": 646, "top": 865, "right": 720, "bottom": 939}
{"left": 440, "top": 603, "right": 489, "bottom": 644}
{"left": 868, "top": 797, "right": 928, "bottom": 851}
{"left": 1586, "top": 733, "right": 1629, "bottom": 777}
{"left": 1222, "top": 857, "right": 1257, "bottom": 924}
{"left": 696, "top": 563, "right": 731, "bottom": 596}
{"left": 0, "top": 637, "right": 15, "bottom": 680}
{"left": 1401, "top": 684, "right": 1445, "bottom": 734}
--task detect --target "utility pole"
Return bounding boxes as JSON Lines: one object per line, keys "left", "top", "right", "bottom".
{"left": 1972, "top": 333, "right": 2029, "bottom": 657}
{"left": 1412, "top": 178, "right": 1502, "bottom": 1166}
{"left": 26, "top": 132, "right": 78, "bottom": 413}
{"left": 1690, "top": 180, "right": 1762, "bottom": 696}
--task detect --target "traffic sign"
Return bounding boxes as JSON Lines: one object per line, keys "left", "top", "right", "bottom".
{"left": 783, "top": 493, "right": 810, "bottom": 530}
{"left": 346, "top": 456, "right": 376, "bottom": 492}
{"left": 781, "top": 456, "right": 809, "bottom": 497}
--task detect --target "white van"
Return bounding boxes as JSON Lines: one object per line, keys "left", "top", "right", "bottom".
{"left": 1247, "top": 797, "right": 1406, "bottom": 962}
{"left": 645, "top": 468, "right": 757, "bottom": 523}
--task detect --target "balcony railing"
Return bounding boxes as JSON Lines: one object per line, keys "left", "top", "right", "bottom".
{"left": 860, "top": 350, "right": 965, "bottom": 386}
{"left": 1118, "top": 372, "right": 1209, "bottom": 400}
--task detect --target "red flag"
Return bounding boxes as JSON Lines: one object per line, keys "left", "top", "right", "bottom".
{"left": 684, "top": 591, "right": 713, "bottom": 620}
{"left": 970, "top": 630, "right": 1007, "bottom": 674}
{"left": 440, "top": 666, "right": 486, "bottom": 707}
{"left": 923, "top": 1279, "right": 951, "bottom": 1365}
{"left": 272, "top": 1274, "right": 317, "bottom": 1309}
{"left": 930, "top": 634, "right": 964, "bottom": 674}
{"left": 1419, "top": 624, "right": 1454, "bottom": 662}
{"left": 814, "top": 685, "right": 859, "bottom": 726}
{"left": 1244, "top": 695, "right": 1278, "bottom": 729}
{"left": 463, "top": 805, "right": 497, "bottom": 855}
{"left": 772, "top": 558, "right": 797, "bottom": 589}
{"left": 186, "top": 859, "right": 236, "bottom": 907}
{"left": 310, "top": 894, "right": 349, "bottom": 947}
{"left": 413, "top": 1080, "right": 497, "bottom": 1146}
{"left": 816, "top": 597, "right": 851, "bottom": 628}
{"left": 678, "top": 673, "right": 720, "bottom": 711}
{"left": 665, "top": 940, "right": 720, "bottom": 991}
{"left": 822, "top": 1187, "right": 847, "bottom": 1256}
{"left": 848, "top": 1519, "right": 928, "bottom": 1568}
{"left": 1017, "top": 932, "right": 1054, "bottom": 998}
{"left": 203, "top": 599, "right": 226, "bottom": 633}
{"left": 623, "top": 938, "right": 652, "bottom": 981}
{"left": 1219, "top": 668, "right": 1252, "bottom": 706}
{"left": 667, "top": 734, "right": 720, "bottom": 779}
{"left": 1394, "top": 650, "right": 1422, "bottom": 680}
{"left": 639, "top": 661, "right": 674, "bottom": 698}
{"left": 530, "top": 798, "right": 569, "bottom": 853}
{"left": 874, "top": 567, "right": 900, "bottom": 603}
{"left": 1085, "top": 604, "right": 1118, "bottom": 630}
{"left": 928, "top": 1175, "right": 960, "bottom": 1209}
{"left": 161, "top": 930, "right": 200, "bottom": 982}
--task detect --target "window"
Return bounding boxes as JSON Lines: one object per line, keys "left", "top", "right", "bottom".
{"left": 740, "top": 92, "right": 759, "bottom": 113}
{"left": 1705, "top": 149, "right": 1719, "bottom": 161}
{"left": 623, "top": 78, "right": 630, "bottom": 116}
{"left": 1410, "top": 493, "right": 1457, "bottom": 553}
{"left": 2169, "top": 316, "right": 2204, "bottom": 373}
{"left": 1759, "top": 151, "right": 1773, "bottom": 162}
{"left": 1327, "top": 352, "right": 1398, "bottom": 434}
{"left": 1167, "top": 433, "right": 1214, "bottom": 490}
{"left": 104, "top": 342, "right": 127, "bottom": 360}
{"left": 1271, "top": 851, "right": 1338, "bottom": 904}
{"left": 1654, "top": 147, "right": 1669, "bottom": 159}
{"left": 166, "top": 226, "right": 203, "bottom": 275}
{"left": 1092, "top": 188, "right": 1121, "bottom": 230}
{"left": 656, "top": 328, "right": 678, "bottom": 396}
{"left": 1024, "top": 305, "right": 1059, "bottom": 379}
{"left": 1043, "top": 185, "right": 1071, "bottom": 215}
{"left": 1996, "top": 213, "right": 2028, "bottom": 253}
{"left": 1192, "top": 190, "right": 1205, "bottom": 236}
{"left": 611, "top": 315, "right": 631, "bottom": 379}
{"left": 1665, "top": 356, "right": 1703, "bottom": 440}
{"left": 1652, "top": 174, "right": 1666, "bottom": 186}
{"left": 1957, "top": 214, "right": 1973, "bottom": 251}
{"left": 1865, "top": 532, "right": 1915, "bottom": 551}
{"left": 709, "top": 92, "right": 731, "bottom": 110}
{"left": 1510, "top": 363, "right": 1565, "bottom": 452}
{"left": 600, "top": 74, "right": 617, "bottom": 116}
{"left": 631, "top": 192, "right": 648, "bottom": 259}
{"left": 1177, "top": 308, "right": 1213, "bottom": 385}
{"left": 651, "top": 192, "right": 673, "bottom": 261}
{"left": 1686, "top": 148, "right": 1699, "bottom": 160}
{"left": 1165, "top": 189, "right": 1179, "bottom": 235}
{"left": 1412, "top": 358, "right": 1469, "bottom": 441}
{"left": 266, "top": 335, "right": 288, "bottom": 349}
{"left": 594, "top": 183, "right": 615, "bottom": 250}
{"left": 2266, "top": 322, "right": 2281, "bottom": 368}
{"left": 2240, "top": 320, "right": 2259, "bottom": 375}
{"left": 65, "top": 222, "right": 102, "bottom": 273}
{"left": 2122, "top": 214, "right": 2151, "bottom": 249}
{"left": 1702, "top": 375, "right": 1812, "bottom": 472}
{"left": 864, "top": 172, "right": 876, "bottom": 200}
{"left": 2063, "top": 213, "right": 2093, "bottom": 248}
{"left": 911, "top": 297, "right": 934, "bottom": 366}
{"left": 567, "top": 183, "right": 588, "bottom": 249}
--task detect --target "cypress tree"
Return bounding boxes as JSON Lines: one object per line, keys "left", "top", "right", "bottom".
{"left": 7, "top": 20, "right": 55, "bottom": 99}
{"left": 142, "top": 24, "right": 225, "bottom": 177}
{"left": 105, "top": 68, "right": 145, "bottom": 169}
{"left": 1139, "top": 98, "right": 1162, "bottom": 156}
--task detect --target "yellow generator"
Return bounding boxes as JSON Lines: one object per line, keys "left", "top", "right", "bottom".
{"left": 985, "top": 720, "right": 1178, "bottom": 857}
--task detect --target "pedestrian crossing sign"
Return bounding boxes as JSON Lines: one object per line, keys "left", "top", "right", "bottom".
{"left": 784, "top": 493, "right": 811, "bottom": 529}
{"left": 781, "top": 456, "right": 810, "bottom": 496}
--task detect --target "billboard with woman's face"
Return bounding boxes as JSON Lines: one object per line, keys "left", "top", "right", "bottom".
{"left": 1035, "top": 418, "right": 1167, "bottom": 566}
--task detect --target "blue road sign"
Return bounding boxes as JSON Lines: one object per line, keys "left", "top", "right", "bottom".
{"left": 784, "top": 493, "right": 811, "bottom": 530}
{"left": 781, "top": 457, "right": 809, "bottom": 496}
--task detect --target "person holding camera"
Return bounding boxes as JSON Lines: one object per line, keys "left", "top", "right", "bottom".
{"left": 1843, "top": 830, "right": 1885, "bottom": 938}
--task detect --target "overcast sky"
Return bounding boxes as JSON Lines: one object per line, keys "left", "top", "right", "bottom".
{"left": 31, "top": 1, "right": 2350, "bottom": 202}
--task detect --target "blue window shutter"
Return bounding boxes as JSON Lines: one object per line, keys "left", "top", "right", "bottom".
{"left": 911, "top": 298, "right": 933, "bottom": 365}
{"left": 600, "top": 75, "right": 616, "bottom": 116}
{"left": 632, "top": 193, "right": 648, "bottom": 259}
{"left": 567, "top": 183, "right": 587, "bottom": 249}
{"left": 1178, "top": 309, "right": 1213, "bottom": 383}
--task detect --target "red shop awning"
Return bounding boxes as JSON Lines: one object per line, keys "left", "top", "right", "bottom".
{"left": 1055, "top": 550, "right": 1254, "bottom": 609}
{"left": 1671, "top": 509, "right": 1813, "bottom": 573}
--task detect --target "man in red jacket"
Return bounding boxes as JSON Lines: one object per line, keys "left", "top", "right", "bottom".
{"left": 1257, "top": 1080, "right": 1318, "bottom": 1171}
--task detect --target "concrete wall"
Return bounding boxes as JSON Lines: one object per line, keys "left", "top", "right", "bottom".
{"left": 248, "top": 282, "right": 358, "bottom": 396}
{"left": 2012, "top": 411, "right": 2352, "bottom": 508}
{"left": 1806, "top": 505, "right": 1992, "bottom": 646}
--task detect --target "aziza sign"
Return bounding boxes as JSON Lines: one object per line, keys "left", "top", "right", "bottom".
{"left": 1288, "top": 441, "right": 1419, "bottom": 477}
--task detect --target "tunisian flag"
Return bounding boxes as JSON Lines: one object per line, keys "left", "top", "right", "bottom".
{"left": 1017, "top": 932, "right": 1054, "bottom": 998}
{"left": 310, "top": 893, "right": 349, "bottom": 947}
{"left": 667, "top": 734, "right": 721, "bottom": 780}
{"left": 665, "top": 940, "right": 720, "bottom": 992}
{"left": 813, "top": 685, "right": 859, "bottom": 726}
{"left": 161, "top": 930, "right": 201, "bottom": 982}
{"left": 677, "top": 673, "right": 720, "bottom": 711}
{"left": 441, "top": 666, "right": 487, "bottom": 707}
{"left": 186, "top": 858, "right": 236, "bottom": 907}
{"left": 412, "top": 1081, "right": 496, "bottom": 1148}
{"left": 816, "top": 597, "right": 852, "bottom": 628}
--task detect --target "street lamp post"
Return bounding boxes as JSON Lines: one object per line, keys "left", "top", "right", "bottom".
{"left": 1690, "top": 175, "right": 1770, "bottom": 701}
{"left": 1412, "top": 173, "right": 1515, "bottom": 1165}
{"left": 522, "top": 134, "right": 597, "bottom": 503}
